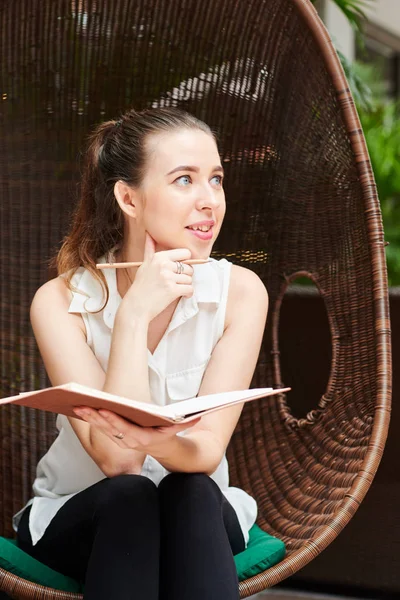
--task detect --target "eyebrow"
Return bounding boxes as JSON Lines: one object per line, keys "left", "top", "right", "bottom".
{"left": 166, "top": 165, "right": 224, "bottom": 176}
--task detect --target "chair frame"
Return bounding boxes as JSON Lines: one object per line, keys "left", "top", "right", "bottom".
{"left": 0, "top": 0, "right": 391, "bottom": 598}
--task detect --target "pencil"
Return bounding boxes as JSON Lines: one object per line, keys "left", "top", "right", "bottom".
{"left": 96, "top": 259, "right": 211, "bottom": 269}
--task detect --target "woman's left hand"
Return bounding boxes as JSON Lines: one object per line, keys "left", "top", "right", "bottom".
{"left": 73, "top": 406, "right": 201, "bottom": 453}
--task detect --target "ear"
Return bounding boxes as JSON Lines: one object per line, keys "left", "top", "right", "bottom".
{"left": 113, "top": 181, "right": 140, "bottom": 219}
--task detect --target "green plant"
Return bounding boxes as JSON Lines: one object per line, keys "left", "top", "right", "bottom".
{"left": 359, "top": 102, "right": 400, "bottom": 285}
{"left": 313, "top": 0, "right": 400, "bottom": 286}
{"left": 312, "top": 0, "right": 374, "bottom": 40}
{"left": 336, "top": 49, "right": 375, "bottom": 112}
{"left": 345, "top": 61, "right": 400, "bottom": 285}
{"left": 329, "top": 0, "right": 372, "bottom": 33}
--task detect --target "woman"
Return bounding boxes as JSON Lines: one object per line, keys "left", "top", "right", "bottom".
{"left": 14, "top": 107, "right": 269, "bottom": 599}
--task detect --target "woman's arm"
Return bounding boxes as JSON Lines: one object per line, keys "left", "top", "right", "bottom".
{"left": 135, "top": 264, "right": 269, "bottom": 474}
{"left": 30, "top": 241, "right": 194, "bottom": 477}
{"left": 79, "top": 265, "right": 269, "bottom": 475}
{"left": 30, "top": 277, "right": 150, "bottom": 476}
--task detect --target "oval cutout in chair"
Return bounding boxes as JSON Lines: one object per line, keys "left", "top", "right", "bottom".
{"left": 276, "top": 274, "right": 333, "bottom": 421}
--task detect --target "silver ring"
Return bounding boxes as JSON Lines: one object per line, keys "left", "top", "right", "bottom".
{"left": 113, "top": 432, "right": 124, "bottom": 440}
{"left": 175, "top": 261, "right": 184, "bottom": 275}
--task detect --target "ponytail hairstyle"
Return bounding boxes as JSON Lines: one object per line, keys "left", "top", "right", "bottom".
{"left": 52, "top": 107, "right": 215, "bottom": 309}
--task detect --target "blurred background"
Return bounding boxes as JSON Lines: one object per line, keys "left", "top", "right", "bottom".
{"left": 316, "top": 0, "right": 400, "bottom": 286}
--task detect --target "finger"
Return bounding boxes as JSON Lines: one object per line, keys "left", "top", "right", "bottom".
{"left": 73, "top": 407, "right": 102, "bottom": 422}
{"left": 74, "top": 406, "right": 112, "bottom": 425}
{"left": 73, "top": 407, "right": 115, "bottom": 434}
{"left": 143, "top": 231, "right": 156, "bottom": 262}
{"left": 163, "top": 247, "right": 192, "bottom": 262}
{"left": 98, "top": 409, "right": 140, "bottom": 432}
{"left": 176, "top": 284, "right": 194, "bottom": 298}
{"left": 171, "top": 262, "right": 194, "bottom": 276}
{"left": 96, "top": 410, "right": 136, "bottom": 445}
{"left": 174, "top": 274, "right": 193, "bottom": 285}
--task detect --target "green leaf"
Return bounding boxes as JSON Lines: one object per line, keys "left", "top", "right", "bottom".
{"left": 311, "top": 0, "right": 375, "bottom": 45}
{"left": 358, "top": 101, "right": 400, "bottom": 285}
{"left": 337, "top": 50, "right": 374, "bottom": 112}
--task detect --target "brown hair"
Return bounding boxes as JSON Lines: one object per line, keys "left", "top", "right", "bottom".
{"left": 52, "top": 107, "right": 215, "bottom": 309}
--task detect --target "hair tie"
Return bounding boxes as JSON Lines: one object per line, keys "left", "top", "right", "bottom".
{"left": 114, "top": 119, "right": 122, "bottom": 128}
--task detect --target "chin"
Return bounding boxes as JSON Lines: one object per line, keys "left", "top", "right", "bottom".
{"left": 153, "top": 230, "right": 216, "bottom": 260}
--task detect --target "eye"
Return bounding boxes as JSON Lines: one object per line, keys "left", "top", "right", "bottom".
{"left": 174, "top": 175, "right": 191, "bottom": 186}
{"left": 210, "top": 175, "right": 223, "bottom": 186}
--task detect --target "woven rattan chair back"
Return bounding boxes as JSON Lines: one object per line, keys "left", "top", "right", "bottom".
{"left": 0, "top": 0, "right": 391, "bottom": 598}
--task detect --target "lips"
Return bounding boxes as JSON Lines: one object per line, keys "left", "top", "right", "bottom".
{"left": 186, "top": 220, "right": 215, "bottom": 230}
{"left": 186, "top": 226, "right": 214, "bottom": 241}
{"left": 186, "top": 226, "right": 212, "bottom": 233}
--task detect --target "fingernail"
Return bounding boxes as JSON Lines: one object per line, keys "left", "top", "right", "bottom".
{"left": 74, "top": 408, "right": 89, "bottom": 416}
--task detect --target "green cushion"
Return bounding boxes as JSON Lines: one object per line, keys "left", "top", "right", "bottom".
{"left": 0, "top": 537, "right": 82, "bottom": 592}
{"left": 0, "top": 525, "right": 284, "bottom": 591}
{"left": 235, "top": 524, "right": 286, "bottom": 581}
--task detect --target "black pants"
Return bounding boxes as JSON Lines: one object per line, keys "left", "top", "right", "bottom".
{"left": 17, "top": 473, "right": 245, "bottom": 600}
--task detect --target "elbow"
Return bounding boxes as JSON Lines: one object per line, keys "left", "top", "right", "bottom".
{"left": 206, "top": 436, "right": 226, "bottom": 475}
{"left": 166, "top": 454, "right": 222, "bottom": 476}
{"left": 204, "top": 459, "right": 223, "bottom": 477}
{"left": 97, "top": 453, "right": 145, "bottom": 478}
{"left": 203, "top": 447, "right": 225, "bottom": 476}
{"left": 159, "top": 432, "right": 225, "bottom": 475}
{"left": 167, "top": 460, "right": 219, "bottom": 476}
{"left": 97, "top": 456, "right": 133, "bottom": 478}
{"left": 98, "top": 460, "right": 121, "bottom": 478}
{"left": 197, "top": 434, "right": 225, "bottom": 476}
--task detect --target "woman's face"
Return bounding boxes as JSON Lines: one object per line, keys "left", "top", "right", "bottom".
{"left": 136, "top": 128, "right": 226, "bottom": 259}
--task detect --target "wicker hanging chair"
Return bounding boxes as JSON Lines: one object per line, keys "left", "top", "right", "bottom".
{"left": 0, "top": 0, "right": 392, "bottom": 598}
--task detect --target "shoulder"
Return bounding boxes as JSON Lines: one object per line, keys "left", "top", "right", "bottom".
{"left": 225, "top": 264, "right": 269, "bottom": 328}
{"left": 229, "top": 263, "right": 268, "bottom": 303}
{"left": 31, "top": 276, "right": 71, "bottom": 310}
{"left": 30, "top": 274, "right": 85, "bottom": 334}
{"left": 31, "top": 275, "right": 73, "bottom": 310}
{"left": 31, "top": 263, "right": 89, "bottom": 312}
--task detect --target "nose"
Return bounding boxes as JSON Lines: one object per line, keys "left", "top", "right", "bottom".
{"left": 195, "top": 183, "right": 221, "bottom": 211}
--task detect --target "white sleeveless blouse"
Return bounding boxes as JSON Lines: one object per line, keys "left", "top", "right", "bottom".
{"left": 14, "top": 254, "right": 257, "bottom": 546}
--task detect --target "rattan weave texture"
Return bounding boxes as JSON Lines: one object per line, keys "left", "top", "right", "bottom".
{"left": 0, "top": 0, "right": 391, "bottom": 598}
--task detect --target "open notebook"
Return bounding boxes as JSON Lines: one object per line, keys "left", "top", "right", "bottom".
{"left": 0, "top": 383, "right": 291, "bottom": 427}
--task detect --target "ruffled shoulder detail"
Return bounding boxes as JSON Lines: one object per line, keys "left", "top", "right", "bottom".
{"left": 67, "top": 255, "right": 121, "bottom": 330}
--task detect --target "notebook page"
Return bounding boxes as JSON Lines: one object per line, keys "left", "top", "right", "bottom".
{"left": 63, "top": 383, "right": 166, "bottom": 416}
{"left": 161, "top": 388, "right": 274, "bottom": 419}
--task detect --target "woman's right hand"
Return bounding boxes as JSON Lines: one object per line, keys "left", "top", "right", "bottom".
{"left": 119, "top": 232, "right": 194, "bottom": 322}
